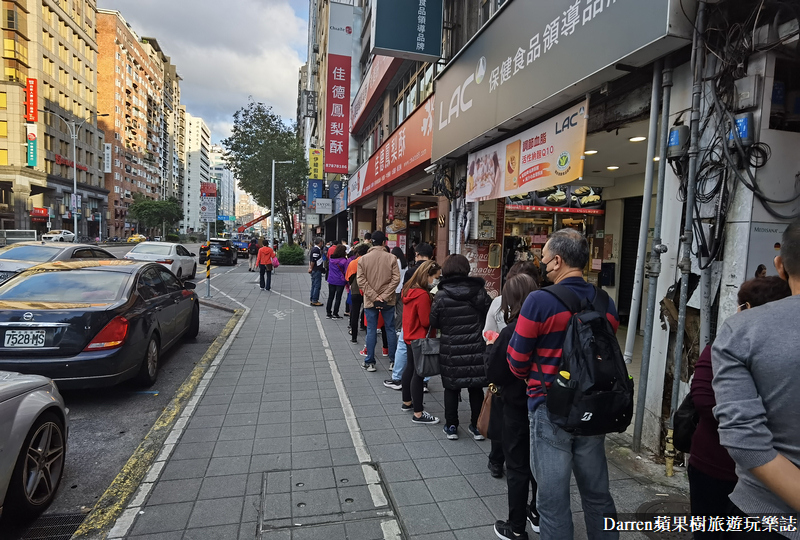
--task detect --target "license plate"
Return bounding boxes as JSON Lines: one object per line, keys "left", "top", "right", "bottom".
{"left": 4, "top": 330, "right": 46, "bottom": 348}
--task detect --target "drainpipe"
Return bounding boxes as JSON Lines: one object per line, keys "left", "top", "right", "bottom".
{"left": 632, "top": 58, "right": 673, "bottom": 453}
{"left": 665, "top": 0, "right": 706, "bottom": 477}
{"left": 623, "top": 59, "right": 663, "bottom": 365}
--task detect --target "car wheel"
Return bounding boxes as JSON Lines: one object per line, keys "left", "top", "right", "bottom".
{"left": 190, "top": 264, "right": 197, "bottom": 280}
{"left": 186, "top": 304, "right": 200, "bottom": 339}
{"left": 58, "top": 237, "right": 64, "bottom": 242}
{"left": 176, "top": 268, "right": 183, "bottom": 280}
{"left": 134, "top": 335, "right": 160, "bottom": 386}
{"left": 5, "top": 411, "right": 66, "bottom": 522}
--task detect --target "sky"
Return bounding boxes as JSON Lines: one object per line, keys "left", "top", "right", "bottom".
{"left": 97, "top": 0, "right": 310, "bottom": 145}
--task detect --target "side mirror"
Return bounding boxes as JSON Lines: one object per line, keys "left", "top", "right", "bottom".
{"left": 190, "top": 252, "right": 196, "bottom": 257}
{"left": 184, "top": 281, "right": 196, "bottom": 290}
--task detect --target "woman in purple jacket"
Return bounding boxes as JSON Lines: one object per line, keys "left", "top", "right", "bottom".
{"left": 689, "top": 276, "right": 790, "bottom": 538}
{"left": 326, "top": 245, "right": 349, "bottom": 319}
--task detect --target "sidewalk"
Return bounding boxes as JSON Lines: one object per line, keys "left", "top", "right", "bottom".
{"left": 115, "top": 265, "right": 688, "bottom": 540}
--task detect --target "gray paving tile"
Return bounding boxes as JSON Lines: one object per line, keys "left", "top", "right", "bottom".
{"left": 188, "top": 415, "right": 225, "bottom": 429}
{"left": 344, "top": 520, "right": 386, "bottom": 540}
{"left": 187, "top": 496, "right": 244, "bottom": 528}
{"left": 223, "top": 413, "right": 259, "bottom": 427}
{"left": 399, "top": 502, "right": 450, "bottom": 535}
{"left": 256, "top": 423, "right": 291, "bottom": 438}
{"left": 331, "top": 447, "right": 360, "bottom": 466}
{"left": 213, "top": 439, "right": 255, "bottom": 457}
{"left": 482, "top": 493, "right": 509, "bottom": 521}
{"left": 324, "top": 419, "right": 349, "bottom": 433}
{"left": 291, "top": 434, "right": 328, "bottom": 451}
{"left": 291, "top": 421, "right": 327, "bottom": 436}
{"left": 395, "top": 426, "right": 438, "bottom": 442}
{"left": 218, "top": 425, "right": 258, "bottom": 441}
{"left": 405, "top": 440, "right": 448, "bottom": 459}
{"left": 146, "top": 478, "right": 202, "bottom": 505}
{"left": 380, "top": 459, "right": 421, "bottom": 482}
{"left": 265, "top": 470, "right": 291, "bottom": 494}
{"left": 292, "top": 450, "right": 332, "bottom": 469}
{"left": 464, "top": 472, "right": 508, "bottom": 497}
{"left": 128, "top": 531, "right": 184, "bottom": 540}
{"left": 370, "top": 443, "right": 411, "bottom": 462}
{"left": 453, "top": 526, "right": 500, "bottom": 539}
{"left": 159, "top": 458, "right": 209, "bottom": 481}
{"left": 411, "top": 533, "right": 458, "bottom": 540}
{"left": 289, "top": 467, "right": 336, "bottom": 491}
{"left": 332, "top": 465, "right": 367, "bottom": 486}
{"left": 425, "top": 476, "right": 479, "bottom": 502}
{"left": 414, "top": 457, "right": 461, "bottom": 479}
{"left": 170, "top": 441, "right": 215, "bottom": 461}
{"left": 391, "top": 480, "right": 435, "bottom": 506}
{"left": 438, "top": 498, "right": 495, "bottom": 530}
{"left": 253, "top": 437, "right": 291, "bottom": 455}
{"left": 193, "top": 404, "right": 230, "bottom": 417}
{"left": 327, "top": 432, "right": 353, "bottom": 449}
{"left": 206, "top": 456, "right": 251, "bottom": 476}
{"left": 292, "top": 524, "right": 346, "bottom": 540}
{"left": 242, "top": 494, "right": 260, "bottom": 522}
{"left": 130, "top": 501, "right": 194, "bottom": 535}
{"left": 451, "top": 453, "right": 491, "bottom": 475}
{"left": 182, "top": 524, "right": 239, "bottom": 540}
{"left": 339, "top": 484, "right": 379, "bottom": 512}
{"left": 257, "top": 529, "right": 290, "bottom": 540}
{"left": 198, "top": 473, "right": 248, "bottom": 499}
{"left": 291, "top": 488, "right": 341, "bottom": 517}
{"left": 250, "top": 452, "right": 291, "bottom": 473}
{"left": 180, "top": 428, "right": 222, "bottom": 444}
{"left": 227, "top": 402, "right": 261, "bottom": 414}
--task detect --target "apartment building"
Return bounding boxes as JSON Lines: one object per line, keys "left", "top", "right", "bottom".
{"left": 0, "top": 0, "right": 108, "bottom": 236}
{"left": 97, "top": 9, "right": 164, "bottom": 238}
{"left": 180, "top": 110, "right": 209, "bottom": 233}
{"left": 209, "top": 144, "right": 234, "bottom": 224}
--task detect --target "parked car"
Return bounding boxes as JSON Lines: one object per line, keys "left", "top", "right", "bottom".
{"left": 0, "top": 371, "right": 68, "bottom": 522}
{"left": 124, "top": 242, "right": 197, "bottom": 280}
{"left": 41, "top": 230, "right": 75, "bottom": 242}
{"left": 0, "top": 260, "right": 200, "bottom": 389}
{"left": 127, "top": 234, "right": 147, "bottom": 243}
{"left": 0, "top": 242, "right": 116, "bottom": 286}
{"left": 198, "top": 238, "right": 237, "bottom": 266}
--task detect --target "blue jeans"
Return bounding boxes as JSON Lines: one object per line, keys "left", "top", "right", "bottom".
{"left": 364, "top": 306, "right": 397, "bottom": 364}
{"left": 259, "top": 265, "right": 272, "bottom": 290}
{"left": 310, "top": 270, "right": 322, "bottom": 302}
{"left": 529, "top": 406, "right": 618, "bottom": 540}
{"left": 392, "top": 330, "right": 430, "bottom": 383}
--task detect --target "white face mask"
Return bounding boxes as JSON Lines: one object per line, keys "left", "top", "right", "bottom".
{"left": 431, "top": 278, "right": 440, "bottom": 288}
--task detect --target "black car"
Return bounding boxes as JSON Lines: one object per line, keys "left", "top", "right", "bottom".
{"left": 198, "top": 238, "right": 237, "bottom": 266}
{"left": 0, "top": 260, "right": 199, "bottom": 389}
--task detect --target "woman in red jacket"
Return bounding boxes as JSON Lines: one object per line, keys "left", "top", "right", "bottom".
{"left": 689, "top": 276, "right": 790, "bottom": 538}
{"left": 400, "top": 260, "right": 441, "bottom": 424}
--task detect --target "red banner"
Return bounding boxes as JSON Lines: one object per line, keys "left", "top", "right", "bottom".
{"left": 348, "top": 96, "right": 435, "bottom": 205}
{"left": 351, "top": 55, "right": 402, "bottom": 133}
{"left": 200, "top": 182, "right": 217, "bottom": 197}
{"left": 324, "top": 54, "right": 351, "bottom": 174}
{"left": 25, "top": 78, "right": 38, "bottom": 122}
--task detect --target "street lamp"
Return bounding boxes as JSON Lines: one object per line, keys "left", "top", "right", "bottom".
{"left": 271, "top": 159, "right": 292, "bottom": 249}
{"left": 45, "top": 108, "right": 109, "bottom": 242}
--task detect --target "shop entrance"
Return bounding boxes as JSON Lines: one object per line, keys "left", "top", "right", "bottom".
{"left": 617, "top": 196, "right": 643, "bottom": 326}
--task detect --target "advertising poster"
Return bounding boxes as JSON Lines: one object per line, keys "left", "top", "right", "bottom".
{"left": 385, "top": 196, "right": 408, "bottom": 234}
{"left": 308, "top": 148, "right": 323, "bottom": 180}
{"left": 349, "top": 96, "right": 434, "bottom": 205}
{"left": 333, "top": 184, "right": 347, "bottom": 215}
{"left": 466, "top": 100, "right": 587, "bottom": 202}
{"left": 307, "top": 179, "right": 323, "bottom": 212}
{"left": 324, "top": 2, "right": 354, "bottom": 173}
{"left": 25, "top": 124, "right": 37, "bottom": 167}
{"left": 747, "top": 222, "right": 787, "bottom": 278}
{"left": 463, "top": 243, "right": 502, "bottom": 299}
{"left": 371, "top": 0, "right": 443, "bottom": 62}
{"left": 316, "top": 198, "right": 332, "bottom": 215}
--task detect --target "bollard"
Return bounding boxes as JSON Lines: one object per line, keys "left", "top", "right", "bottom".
{"left": 205, "top": 246, "right": 211, "bottom": 298}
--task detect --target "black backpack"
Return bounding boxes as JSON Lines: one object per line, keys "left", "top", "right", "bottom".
{"left": 249, "top": 243, "right": 258, "bottom": 255}
{"left": 535, "top": 285, "right": 634, "bottom": 436}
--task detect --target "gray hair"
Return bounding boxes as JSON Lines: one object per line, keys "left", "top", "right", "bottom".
{"left": 547, "top": 228, "right": 589, "bottom": 270}
{"left": 314, "top": 237, "right": 324, "bottom": 246}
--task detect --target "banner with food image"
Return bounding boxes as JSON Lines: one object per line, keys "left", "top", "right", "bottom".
{"left": 466, "top": 100, "right": 587, "bottom": 203}
{"left": 385, "top": 196, "right": 408, "bottom": 234}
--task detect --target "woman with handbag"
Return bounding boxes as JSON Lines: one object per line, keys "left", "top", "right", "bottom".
{"left": 430, "top": 254, "right": 492, "bottom": 441}
{"left": 485, "top": 274, "right": 540, "bottom": 540}
{"left": 346, "top": 244, "right": 370, "bottom": 343}
{"left": 325, "top": 245, "right": 349, "bottom": 319}
{"left": 688, "top": 276, "right": 790, "bottom": 539}
{"left": 400, "top": 260, "right": 441, "bottom": 424}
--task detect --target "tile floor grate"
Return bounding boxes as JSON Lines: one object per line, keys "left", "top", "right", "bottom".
{"left": 16, "top": 513, "right": 86, "bottom": 540}
{"left": 637, "top": 498, "right": 692, "bottom": 539}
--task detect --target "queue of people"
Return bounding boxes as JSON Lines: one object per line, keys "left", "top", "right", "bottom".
{"left": 303, "top": 218, "right": 800, "bottom": 540}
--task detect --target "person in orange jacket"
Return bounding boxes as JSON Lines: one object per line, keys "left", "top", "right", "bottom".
{"left": 257, "top": 242, "right": 276, "bottom": 291}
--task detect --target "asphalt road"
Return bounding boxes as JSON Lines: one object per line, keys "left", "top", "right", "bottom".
{"left": 3, "top": 242, "right": 236, "bottom": 538}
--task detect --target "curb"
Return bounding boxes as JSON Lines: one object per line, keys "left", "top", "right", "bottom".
{"left": 70, "top": 308, "right": 247, "bottom": 540}
{"left": 198, "top": 298, "right": 237, "bottom": 313}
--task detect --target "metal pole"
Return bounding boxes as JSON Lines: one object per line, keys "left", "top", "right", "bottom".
{"left": 666, "top": 0, "right": 706, "bottom": 477}
{"left": 270, "top": 159, "right": 276, "bottom": 250}
{"left": 206, "top": 226, "right": 211, "bottom": 298}
{"left": 72, "top": 127, "right": 78, "bottom": 242}
{"left": 633, "top": 58, "right": 673, "bottom": 453}
{"left": 623, "top": 59, "right": 663, "bottom": 364}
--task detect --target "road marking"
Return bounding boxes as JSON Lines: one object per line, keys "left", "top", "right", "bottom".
{"left": 273, "top": 290, "right": 311, "bottom": 307}
{"left": 381, "top": 519, "right": 402, "bottom": 539}
{"left": 210, "top": 284, "right": 248, "bottom": 310}
{"left": 73, "top": 307, "right": 249, "bottom": 540}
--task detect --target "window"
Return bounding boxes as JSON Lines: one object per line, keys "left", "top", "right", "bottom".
{"left": 137, "top": 267, "right": 166, "bottom": 300}
{"left": 0, "top": 120, "right": 6, "bottom": 137}
{"left": 157, "top": 268, "right": 182, "bottom": 293}
{"left": 0, "top": 91, "right": 5, "bottom": 109}
{"left": 0, "top": 149, "right": 7, "bottom": 166}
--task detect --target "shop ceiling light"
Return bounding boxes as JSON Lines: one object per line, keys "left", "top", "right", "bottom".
{"left": 584, "top": 150, "right": 598, "bottom": 155}
{"left": 607, "top": 166, "right": 620, "bottom": 170}
{"left": 653, "top": 156, "right": 661, "bottom": 161}
{"left": 629, "top": 136, "right": 647, "bottom": 142}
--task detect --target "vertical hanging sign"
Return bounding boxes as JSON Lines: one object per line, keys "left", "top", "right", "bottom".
{"left": 26, "top": 124, "right": 37, "bottom": 167}
{"left": 25, "top": 78, "right": 38, "bottom": 122}
{"left": 103, "top": 143, "right": 112, "bottom": 173}
{"left": 324, "top": 2, "right": 353, "bottom": 174}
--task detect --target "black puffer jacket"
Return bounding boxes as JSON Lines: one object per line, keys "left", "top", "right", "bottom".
{"left": 430, "top": 275, "right": 492, "bottom": 390}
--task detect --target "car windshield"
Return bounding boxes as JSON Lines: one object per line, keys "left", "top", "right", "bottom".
{"left": 46, "top": 230, "right": 64, "bottom": 235}
{"left": 131, "top": 244, "right": 171, "bottom": 255}
{"left": 0, "top": 245, "right": 62, "bottom": 262}
{"left": 0, "top": 270, "right": 129, "bottom": 303}
{"left": 211, "top": 240, "right": 228, "bottom": 246}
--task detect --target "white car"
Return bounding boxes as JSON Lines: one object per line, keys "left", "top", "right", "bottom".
{"left": 41, "top": 230, "right": 75, "bottom": 242}
{"left": 124, "top": 241, "right": 197, "bottom": 280}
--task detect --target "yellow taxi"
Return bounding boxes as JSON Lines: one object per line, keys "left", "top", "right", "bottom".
{"left": 127, "top": 234, "right": 147, "bottom": 243}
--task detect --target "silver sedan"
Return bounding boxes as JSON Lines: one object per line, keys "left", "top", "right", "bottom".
{"left": 0, "top": 371, "right": 68, "bottom": 522}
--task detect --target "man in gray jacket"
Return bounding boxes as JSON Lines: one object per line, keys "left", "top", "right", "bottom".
{"left": 713, "top": 218, "right": 800, "bottom": 537}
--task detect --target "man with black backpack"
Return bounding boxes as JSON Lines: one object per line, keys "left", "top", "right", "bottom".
{"left": 508, "top": 228, "right": 627, "bottom": 540}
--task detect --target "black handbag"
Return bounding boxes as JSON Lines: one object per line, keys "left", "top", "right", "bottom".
{"left": 410, "top": 328, "right": 440, "bottom": 377}
{"left": 673, "top": 392, "right": 699, "bottom": 453}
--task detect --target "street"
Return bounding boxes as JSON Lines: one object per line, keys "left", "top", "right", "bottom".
{"left": 3, "top": 242, "right": 238, "bottom": 540}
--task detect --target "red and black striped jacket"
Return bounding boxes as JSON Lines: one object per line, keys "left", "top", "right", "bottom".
{"left": 507, "top": 277, "right": 620, "bottom": 411}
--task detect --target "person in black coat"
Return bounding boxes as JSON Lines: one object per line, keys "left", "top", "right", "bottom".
{"left": 430, "top": 254, "right": 492, "bottom": 441}
{"left": 485, "top": 274, "right": 540, "bottom": 539}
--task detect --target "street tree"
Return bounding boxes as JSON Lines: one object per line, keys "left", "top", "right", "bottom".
{"left": 222, "top": 100, "right": 308, "bottom": 246}
{"left": 128, "top": 196, "right": 183, "bottom": 234}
